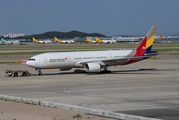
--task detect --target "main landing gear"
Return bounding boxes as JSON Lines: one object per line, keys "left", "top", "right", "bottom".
{"left": 100, "top": 66, "right": 111, "bottom": 74}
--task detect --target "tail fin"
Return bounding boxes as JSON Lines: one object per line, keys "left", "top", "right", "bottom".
{"left": 54, "top": 37, "right": 63, "bottom": 43}
{"left": 54, "top": 37, "right": 59, "bottom": 42}
{"left": 123, "top": 26, "right": 157, "bottom": 65}
{"left": 32, "top": 37, "right": 40, "bottom": 43}
{"left": 1, "top": 38, "right": 6, "bottom": 42}
{"left": 86, "top": 37, "right": 93, "bottom": 43}
{"left": 86, "top": 37, "right": 90, "bottom": 42}
{"left": 95, "top": 37, "right": 104, "bottom": 43}
{"left": 95, "top": 37, "right": 100, "bottom": 42}
{"left": 145, "top": 26, "right": 157, "bottom": 51}
{"left": 135, "top": 26, "right": 157, "bottom": 57}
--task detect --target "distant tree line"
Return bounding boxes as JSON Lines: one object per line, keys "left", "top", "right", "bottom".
{"left": 13, "top": 30, "right": 106, "bottom": 39}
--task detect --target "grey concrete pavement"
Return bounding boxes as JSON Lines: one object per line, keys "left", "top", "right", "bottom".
{"left": 0, "top": 56, "right": 179, "bottom": 119}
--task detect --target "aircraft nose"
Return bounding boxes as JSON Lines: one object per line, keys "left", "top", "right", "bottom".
{"left": 26, "top": 60, "right": 34, "bottom": 67}
{"left": 26, "top": 61, "right": 30, "bottom": 66}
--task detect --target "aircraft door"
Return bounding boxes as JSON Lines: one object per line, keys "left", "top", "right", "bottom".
{"left": 68, "top": 56, "right": 71, "bottom": 62}
{"left": 109, "top": 54, "right": 113, "bottom": 59}
{"left": 43, "top": 57, "right": 48, "bottom": 64}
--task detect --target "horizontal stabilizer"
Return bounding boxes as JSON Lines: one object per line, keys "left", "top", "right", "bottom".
{"left": 144, "top": 51, "right": 158, "bottom": 56}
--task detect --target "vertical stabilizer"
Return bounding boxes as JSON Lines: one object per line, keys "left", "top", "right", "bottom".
{"left": 135, "top": 26, "right": 157, "bottom": 57}
{"left": 32, "top": 37, "right": 40, "bottom": 43}
{"left": 123, "top": 26, "right": 158, "bottom": 65}
{"left": 54, "top": 37, "right": 63, "bottom": 43}
{"left": 145, "top": 26, "right": 157, "bottom": 51}
{"left": 86, "top": 37, "right": 90, "bottom": 42}
{"left": 95, "top": 37, "right": 104, "bottom": 43}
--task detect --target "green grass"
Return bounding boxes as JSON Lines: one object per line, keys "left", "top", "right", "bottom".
{"left": 153, "top": 48, "right": 179, "bottom": 52}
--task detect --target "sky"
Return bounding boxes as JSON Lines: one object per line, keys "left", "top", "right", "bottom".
{"left": 0, "top": 0, "right": 179, "bottom": 36}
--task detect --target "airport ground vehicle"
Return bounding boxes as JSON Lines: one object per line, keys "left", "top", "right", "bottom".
{"left": 5, "top": 70, "right": 30, "bottom": 77}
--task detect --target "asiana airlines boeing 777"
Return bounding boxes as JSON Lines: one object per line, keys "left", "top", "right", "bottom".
{"left": 26, "top": 26, "right": 158, "bottom": 75}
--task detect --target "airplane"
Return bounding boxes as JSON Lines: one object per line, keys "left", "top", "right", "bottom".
{"left": 26, "top": 26, "right": 158, "bottom": 75}
{"left": 54, "top": 37, "right": 74, "bottom": 44}
{"left": 32, "top": 37, "right": 52, "bottom": 44}
{"left": 86, "top": 37, "right": 97, "bottom": 43}
{"left": 95, "top": 37, "right": 116, "bottom": 44}
{"left": 0, "top": 38, "right": 20, "bottom": 44}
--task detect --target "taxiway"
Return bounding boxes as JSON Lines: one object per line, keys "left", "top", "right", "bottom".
{"left": 0, "top": 56, "right": 179, "bottom": 119}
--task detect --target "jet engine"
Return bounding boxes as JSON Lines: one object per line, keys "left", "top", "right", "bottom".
{"left": 84, "top": 63, "right": 101, "bottom": 72}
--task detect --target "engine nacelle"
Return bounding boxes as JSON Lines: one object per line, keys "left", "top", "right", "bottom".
{"left": 59, "top": 68, "right": 72, "bottom": 71}
{"left": 84, "top": 63, "right": 101, "bottom": 72}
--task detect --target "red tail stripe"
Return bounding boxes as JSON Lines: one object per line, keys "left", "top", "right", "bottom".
{"left": 135, "top": 36, "right": 147, "bottom": 57}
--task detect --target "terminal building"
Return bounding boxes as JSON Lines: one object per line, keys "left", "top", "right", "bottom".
{"left": 116, "top": 36, "right": 179, "bottom": 43}
{"left": 116, "top": 36, "right": 139, "bottom": 43}
{"left": 74, "top": 36, "right": 179, "bottom": 43}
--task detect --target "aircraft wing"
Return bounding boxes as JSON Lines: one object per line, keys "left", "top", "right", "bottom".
{"left": 78, "top": 55, "right": 156, "bottom": 66}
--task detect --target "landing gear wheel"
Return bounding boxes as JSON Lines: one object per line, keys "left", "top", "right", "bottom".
{"left": 38, "top": 72, "right": 42, "bottom": 76}
{"left": 36, "top": 68, "right": 42, "bottom": 76}
{"left": 38, "top": 71, "right": 42, "bottom": 76}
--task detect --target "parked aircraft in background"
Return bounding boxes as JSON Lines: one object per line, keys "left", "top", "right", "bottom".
{"left": 0, "top": 38, "right": 20, "bottom": 44}
{"left": 32, "top": 37, "right": 52, "bottom": 44}
{"left": 27, "top": 26, "right": 158, "bottom": 75}
{"left": 54, "top": 37, "right": 74, "bottom": 44}
{"left": 95, "top": 37, "right": 116, "bottom": 44}
{"left": 86, "top": 37, "right": 97, "bottom": 43}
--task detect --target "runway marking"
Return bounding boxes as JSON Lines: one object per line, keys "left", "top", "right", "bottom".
{"left": 151, "top": 70, "right": 161, "bottom": 72}
{"left": 145, "top": 77, "right": 150, "bottom": 81}
{"left": 48, "top": 75, "right": 59, "bottom": 77}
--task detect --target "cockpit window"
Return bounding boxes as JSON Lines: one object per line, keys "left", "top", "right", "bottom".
{"left": 29, "top": 59, "right": 35, "bottom": 61}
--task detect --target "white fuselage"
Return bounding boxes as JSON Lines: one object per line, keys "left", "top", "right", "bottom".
{"left": 26, "top": 50, "right": 133, "bottom": 69}
{"left": 61, "top": 40, "right": 74, "bottom": 43}
{"left": 100, "top": 40, "right": 116, "bottom": 44}
{"left": 39, "top": 40, "right": 52, "bottom": 44}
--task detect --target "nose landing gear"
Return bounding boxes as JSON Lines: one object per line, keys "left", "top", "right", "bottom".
{"left": 38, "top": 70, "right": 42, "bottom": 76}
{"left": 35, "top": 68, "right": 42, "bottom": 76}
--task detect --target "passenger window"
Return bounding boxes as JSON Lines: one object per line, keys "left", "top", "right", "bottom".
{"left": 29, "top": 59, "right": 35, "bottom": 61}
